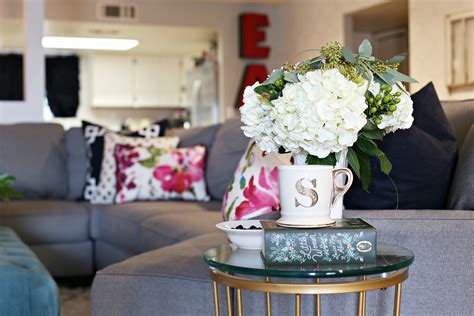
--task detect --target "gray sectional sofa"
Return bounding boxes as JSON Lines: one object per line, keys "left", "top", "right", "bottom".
{"left": 0, "top": 101, "right": 473, "bottom": 315}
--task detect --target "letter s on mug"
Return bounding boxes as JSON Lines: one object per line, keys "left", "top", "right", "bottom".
{"left": 295, "top": 178, "right": 318, "bottom": 208}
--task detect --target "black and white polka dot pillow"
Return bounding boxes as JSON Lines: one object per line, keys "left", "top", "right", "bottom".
{"left": 82, "top": 120, "right": 166, "bottom": 202}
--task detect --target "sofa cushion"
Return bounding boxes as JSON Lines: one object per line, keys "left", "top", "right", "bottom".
{"left": 0, "top": 201, "right": 89, "bottom": 244}
{"left": 65, "top": 127, "right": 88, "bottom": 200}
{"left": 168, "top": 124, "right": 221, "bottom": 152}
{"left": 346, "top": 83, "right": 458, "bottom": 209}
{"left": 0, "top": 123, "right": 67, "bottom": 199}
{"left": 448, "top": 124, "right": 474, "bottom": 210}
{"left": 92, "top": 232, "right": 227, "bottom": 316}
{"left": 206, "top": 118, "right": 249, "bottom": 200}
{"left": 441, "top": 99, "right": 474, "bottom": 147}
{"left": 92, "top": 210, "right": 474, "bottom": 316}
{"left": 91, "top": 201, "right": 221, "bottom": 253}
{"left": 140, "top": 208, "right": 222, "bottom": 252}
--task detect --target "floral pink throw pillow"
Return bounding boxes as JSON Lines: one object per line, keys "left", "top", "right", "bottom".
{"left": 114, "top": 144, "right": 209, "bottom": 203}
{"left": 221, "top": 142, "right": 291, "bottom": 221}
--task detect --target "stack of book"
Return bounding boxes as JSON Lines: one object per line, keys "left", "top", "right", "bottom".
{"left": 261, "top": 218, "right": 377, "bottom": 265}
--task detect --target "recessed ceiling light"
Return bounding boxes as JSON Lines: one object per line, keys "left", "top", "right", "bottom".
{"left": 41, "top": 36, "right": 139, "bottom": 51}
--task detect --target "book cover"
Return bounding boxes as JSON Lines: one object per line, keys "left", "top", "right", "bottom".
{"left": 261, "top": 218, "right": 376, "bottom": 265}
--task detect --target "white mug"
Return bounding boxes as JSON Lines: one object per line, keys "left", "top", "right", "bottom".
{"left": 277, "top": 165, "right": 353, "bottom": 227}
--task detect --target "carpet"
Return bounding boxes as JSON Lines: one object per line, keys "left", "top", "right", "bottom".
{"left": 57, "top": 278, "right": 92, "bottom": 316}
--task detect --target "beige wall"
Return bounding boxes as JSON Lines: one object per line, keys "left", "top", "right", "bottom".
{"left": 408, "top": 0, "right": 474, "bottom": 100}
{"left": 277, "top": 0, "right": 384, "bottom": 61}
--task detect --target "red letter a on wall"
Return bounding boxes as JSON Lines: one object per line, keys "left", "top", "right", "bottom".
{"left": 235, "top": 64, "right": 268, "bottom": 108}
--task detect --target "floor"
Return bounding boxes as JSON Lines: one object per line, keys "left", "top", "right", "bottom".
{"left": 57, "top": 278, "right": 92, "bottom": 316}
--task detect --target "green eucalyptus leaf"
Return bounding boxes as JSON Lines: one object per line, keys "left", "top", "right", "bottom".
{"left": 386, "top": 68, "right": 418, "bottom": 83}
{"left": 342, "top": 47, "right": 356, "bottom": 63}
{"left": 395, "top": 82, "right": 410, "bottom": 96}
{"left": 358, "top": 39, "right": 373, "bottom": 58}
{"left": 284, "top": 71, "right": 299, "bottom": 83}
{"left": 347, "top": 148, "right": 360, "bottom": 179}
{"left": 264, "top": 69, "right": 284, "bottom": 84}
{"left": 306, "top": 153, "right": 336, "bottom": 166}
{"left": 388, "top": 53, "right": 407, "bottom": 64}
{"left": 307, "top": 61, "right": 323, "bottom": 70}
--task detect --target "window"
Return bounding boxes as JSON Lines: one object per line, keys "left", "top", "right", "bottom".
{"left": 447, "top": 12, "right": 474, "bottom": 90}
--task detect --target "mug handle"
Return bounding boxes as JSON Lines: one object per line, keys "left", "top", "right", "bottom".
{"left": 330, "top": 168, "right": 353, "bottom": 209}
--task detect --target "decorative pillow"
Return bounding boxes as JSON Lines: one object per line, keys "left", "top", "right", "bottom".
{"left": 114, "top": 144, "right": 209, "bottom": 203}
{"left": 91, "top": 133, "right": 179, "bottom": 204}
{"left": 345, "top": 82, "right": 458, "bottom": 209}
{"left": 81, "top": 120, "right": 166, "bottom": 201}
{"left": 221, "top": 142, "right": 291, "bottom": 221}
{"left": 448, "top": 124, "right": 474, "bottom": 210}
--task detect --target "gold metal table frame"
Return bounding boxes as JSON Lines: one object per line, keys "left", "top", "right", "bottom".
{"left": 209, "top": 267, "right": 409, "bottom": 316}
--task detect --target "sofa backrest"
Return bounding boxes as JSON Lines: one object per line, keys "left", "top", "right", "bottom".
{"left": 64, "top": 127, "right": 88, "bottom": 200}
{"left": 0, "top": 123, "right": 68, "bottom": 199}
{"left": 441, "top": 99, "right": 474, "bottom": 147}
{"left": 205, "top": 118, "right": 249, "bottom": 200}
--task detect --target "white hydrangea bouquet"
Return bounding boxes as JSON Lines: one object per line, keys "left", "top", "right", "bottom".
{"left": 240, "top": 40, "right": 417, "bottom": 191}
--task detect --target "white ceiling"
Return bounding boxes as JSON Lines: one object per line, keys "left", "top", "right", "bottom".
{"left": 0, "top": 19, "right": 217, "bottom": 56}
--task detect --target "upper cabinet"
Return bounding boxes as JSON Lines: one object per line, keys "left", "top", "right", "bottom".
{"left": 90, "top": 54, "right": 183, "bottom": 108}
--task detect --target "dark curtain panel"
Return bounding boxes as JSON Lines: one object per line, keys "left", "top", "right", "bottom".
{"left": 0, "top": 54, "right": 24, "bottom": 101}
{"left": 46, "top": 55, "right": 80, "bottom": 117}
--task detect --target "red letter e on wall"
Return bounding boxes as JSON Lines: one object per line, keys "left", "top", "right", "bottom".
{"left": 240, "top": 13, "right": 270, "bottom": 59}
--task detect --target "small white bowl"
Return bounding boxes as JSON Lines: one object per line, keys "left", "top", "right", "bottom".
{"left": 216, "top": 220, "right": 263, "bottom": 250}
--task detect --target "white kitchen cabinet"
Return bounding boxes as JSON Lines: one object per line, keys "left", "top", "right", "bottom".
{"left": 91, "top": 55, "right": 134, "bottom": 107}
{"left": 91, "top": 54, "right": 183, "bottom": 108}
{"left": 133, "top": 56, "right": 181, "bottom": 107}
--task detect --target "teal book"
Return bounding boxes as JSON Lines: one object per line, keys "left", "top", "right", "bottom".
{"left": 261, "top": 219, "right": 376, "bottom": 265}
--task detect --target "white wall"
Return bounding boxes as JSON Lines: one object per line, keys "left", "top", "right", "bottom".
{"left": 408, "top": 0, "right": 474, "bottom": 100}
{"left": 0, "top": 0, "right": 44, "bottom": 123}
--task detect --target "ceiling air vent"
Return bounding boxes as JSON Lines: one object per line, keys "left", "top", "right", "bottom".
{"left": 97, "top": 3, "right": 138, "bottom": 22}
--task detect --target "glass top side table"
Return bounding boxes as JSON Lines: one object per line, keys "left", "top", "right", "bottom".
{"left": 203, "top": 243, "right": 414, "bottom": 316}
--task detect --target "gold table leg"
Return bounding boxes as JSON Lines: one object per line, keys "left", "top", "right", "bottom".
{"left": 236, "top": 288, "right": 243, "bottom": 316}
{"left": 226, "top": 286, "right": 233, "bottom": 316}
{"left": 393, "top": 283, "right": 402, "bottom": 316}
{"left": 295, "top": 294, "right": 301, "bottom": 316}
{"left": 265, "top": 277, "right": 271, "bottom": 316}
{"left": 357, "top": 275, "right": 367, "bottom": 316}
{"left": 213, "top": 280, "right": 220, "bottom": 316}
{"left": 314, "top": 278, "right": 321, "bottom": 316}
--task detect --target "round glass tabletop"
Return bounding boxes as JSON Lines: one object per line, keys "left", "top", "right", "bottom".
{"left": 204, "top": 243, "right": 414, "bottom": 279}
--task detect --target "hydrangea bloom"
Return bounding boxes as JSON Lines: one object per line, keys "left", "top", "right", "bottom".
{"left": 240, "top": 82, "right": 279, "bottom": 153}
{"left": 369, "top": 82, "right": 414, "bottom": 133}
{"left": 270, "top": 69, "right": 368, "bottom": 160}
